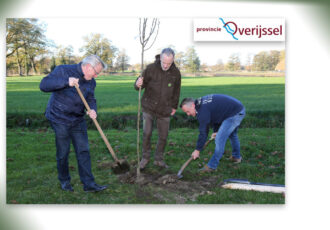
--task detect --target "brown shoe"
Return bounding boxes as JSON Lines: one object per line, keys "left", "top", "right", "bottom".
{"left": 198, "top": 165, "right": 215, "bottom": 173}
{"left": 139, "top": 158, "right": 149, "bottom": 170}
{"left": 228, "top": 156, "right": 242, "bottom": 164}
{"left": 154, "top": 160, "right": 169, "bottom": 169}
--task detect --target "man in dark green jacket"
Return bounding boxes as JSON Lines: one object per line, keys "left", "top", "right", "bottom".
{"left": 134, "top": 48, "right": 181, "bottom": 169}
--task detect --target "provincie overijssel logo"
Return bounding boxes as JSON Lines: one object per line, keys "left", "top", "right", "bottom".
{"left": 194, "top": 18, "right": 285, "bottom": 42}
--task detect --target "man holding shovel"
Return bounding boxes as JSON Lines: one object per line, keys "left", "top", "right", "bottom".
{"left": 134, "top": 48, "right": 181, "bottom": 169}
{"left": 40, "top": 55, "right": 108, "bottom": 192}
{"left": 180, "top": 94, "right": 245, "bottom": 173}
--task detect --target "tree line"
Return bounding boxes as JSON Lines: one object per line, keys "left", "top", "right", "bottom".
{"left": 6, "top": 18, "right": 285, "bottom": 76}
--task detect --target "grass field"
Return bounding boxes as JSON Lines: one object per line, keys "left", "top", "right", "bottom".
{"left": 7, "top": 127, "right": 284, "bottom": 204}
{"left": 6, "top": 74, "right": 285, "bottom": 204}
{"left": 7, "top": 75, "right": 284, "bottom": 113}
{"left": 6, "top": 75, "right": 285, "bottom": 128}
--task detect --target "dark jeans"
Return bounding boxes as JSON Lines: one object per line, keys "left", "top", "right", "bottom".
{"left": 142, "top": 112, "right": 170, "bottom": 161}
{"left": 50, "top": 120, "right": 95, "bottom": 186}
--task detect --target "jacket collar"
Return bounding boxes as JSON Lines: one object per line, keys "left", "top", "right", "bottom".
{"left": 195, "top": 97, "right": 202, "bottom": 113}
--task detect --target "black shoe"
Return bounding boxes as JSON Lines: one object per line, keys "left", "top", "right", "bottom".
{"left": 60, "top": 182, "right": 74, "bottom": 192}
{"left": 83, "top": 183, "right": 108, "bottom": 192}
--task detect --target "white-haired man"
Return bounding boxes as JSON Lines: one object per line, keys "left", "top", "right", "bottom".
{"left": 134, "top": 48, "right": 181, "bottom": 169}
{"left": 40, "top": 55, "right": 108, "bottom": 192}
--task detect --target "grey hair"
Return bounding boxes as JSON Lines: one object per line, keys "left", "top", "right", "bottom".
{"left": 161, "top": 48, "right": 175, "bottom": 58}
{"left": 82, "top": 55, "right": 107, "bottom": 70}
{"left": 180, "top": 98, "right": 195, "bottom": 108}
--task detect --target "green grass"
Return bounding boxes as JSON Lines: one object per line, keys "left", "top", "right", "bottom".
{"left": 6, "top": 74, "right": 285, "bottom": 204}
{"left": 6, "top": 127, "right": 284, "bottom": 204}
{"left": 6, "top": 75, "right": 284, "bottom": 114}
{"left": 6, "top": 75, "right": 285, "bottom": 128}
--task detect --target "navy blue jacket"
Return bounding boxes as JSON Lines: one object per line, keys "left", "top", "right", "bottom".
{"left": 195, "top": 94, "right": 244, "bottom": 151}
{"left": 40, "top": 63, "right": 97, "bottom": 125}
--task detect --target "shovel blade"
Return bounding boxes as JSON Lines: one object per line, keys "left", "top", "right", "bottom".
{"left": 111, "top": 159, "right": 130, "bottom": 174}
{"left": 177, "top": 169, "right": 183, "bottom": 179}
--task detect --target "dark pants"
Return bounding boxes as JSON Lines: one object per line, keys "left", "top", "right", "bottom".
{"left": 50, "top": 120, "right": 95, "bottom": 186}
{"left": 142, "top": 112, "right": 170, "bottom": 161}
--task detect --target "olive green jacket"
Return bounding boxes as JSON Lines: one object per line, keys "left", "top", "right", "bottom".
{"left": 134, "top": 55, "right": 181, "bottom": 117}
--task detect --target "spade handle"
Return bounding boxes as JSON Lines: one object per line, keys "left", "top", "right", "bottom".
{"left": 74, "top": 84, "right": 119, "bottom": 162}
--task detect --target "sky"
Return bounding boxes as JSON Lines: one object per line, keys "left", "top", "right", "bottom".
{"left": 42, "top": 17, "right": 285, "bottom": 65}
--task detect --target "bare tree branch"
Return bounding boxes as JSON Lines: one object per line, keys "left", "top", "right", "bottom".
{"left": 138, "top": 18, "right": 160, "bottom": 70}
{"left": 145, "top": 20, "right": 160, "bottom": 51}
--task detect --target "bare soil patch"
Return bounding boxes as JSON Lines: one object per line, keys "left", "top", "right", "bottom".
{"left": 117, "top": 167, "right": 222, "bottom": 203}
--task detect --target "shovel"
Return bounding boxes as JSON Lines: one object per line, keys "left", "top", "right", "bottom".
{"left": 177, "top": 137, "right": 214, "bottom": 179}
{"left": 74, "top": 84, "right": 130, "bottom": 174}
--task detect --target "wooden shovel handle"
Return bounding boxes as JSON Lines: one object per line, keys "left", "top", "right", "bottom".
{"left": 74, "top": 84, "right": 119, "bottom": 162}
{"left": 178, "top": 137, "right": 215, "bottom": 175}
{"left": 178, "top": 156, "right": 194, "bottom": 174}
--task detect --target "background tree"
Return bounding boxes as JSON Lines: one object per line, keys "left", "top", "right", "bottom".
{"left": 184, "top": 46, "right": 200, "bottom": 74}
{"left": 275, "top": 50, "right": 285, "bottom": 71}
{"left": 66, "top": 45, "right": 75, "bottom": 64}
{"left": 138, "top": 18, "right": 160, "bottom": 71}
{"left": 245, "top": 53, "right": 253, "bottom": 72}
{"left": 252, "top": 51, "right": 268, "bottom": 71}
{"left": 225, "top": 53, "right": 241, "bottom": 71}
{"left": 80, "top": 33, "right": 117, "bottom": 71}
{"left": 268, "top": 50, "right": 280, "bottom": 70}
{"left": 200, "top": 63, "right": 209, "bottom": 72}
{"left": 252, "top": 50, "right": 281, "bottom": 71}
{"left": 211, "top": 58, "right": 224, "bottom": 72}
{"left": 6, "top": 18, "right": 48, "bottom": 76}
{"left": 50, "top": 56, "right": 56, "bottom": 72}
{"left": 115, "top": 49, "right": 130, "bottom": 72}
{"left": 174, "top": 51, "right": 185, "bottom": 71}
{"left": 38, "top": 56, "right": 51, "bottom": 74}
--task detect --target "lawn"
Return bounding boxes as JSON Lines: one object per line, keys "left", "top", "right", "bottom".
{"left": 6, "top": 75, "right": 285, "bottom": 129}
{"left": 7, "top": 127, "right": 284, "bottom": 204}
{"left": 6, "top": 75, "right": 284, "bottom": 114}
{"left": 6, "top": 74, "right": 285, "bottom": 204}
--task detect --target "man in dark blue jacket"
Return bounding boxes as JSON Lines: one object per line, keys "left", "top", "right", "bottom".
{"left": 40, "top": 55, "right": 108, "bottom": 192}
{"left": 180, "top": 94, "right": 245, "bottom": 172}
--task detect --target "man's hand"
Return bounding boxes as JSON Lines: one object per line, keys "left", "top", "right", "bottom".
{"left": 87, "top": 109, "right": 97, "bottom": 119}
{"left": 136, "top": 77, "right": 143, "bottom": 88}
{"left": 171, "top": 108, "right": 176, "bottom": 116}
{"left": 211, "top": 132, "right": 217, "bottom": 139}
{"left": 192, "top": 150, "right": 200, "bottom": 160}
{"left": 69, "top": 77, "right": 79, "bottom": 87}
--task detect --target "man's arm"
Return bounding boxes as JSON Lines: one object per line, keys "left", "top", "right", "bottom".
{"left": 134, "top": 68, "right": 148, "bottom": 91}
{"left": 171, "top": 71, "right": 181, "bottom": 110}
{"left": 39, "top": 66, "right": 71, "bottom": 92}
{"left": 85, "top": 80, "right": 97, "bottom": 117}
{"left": 191, "top": 121, "right": 210, "bottom": 160}
{"left": 195, "top": 107, "right": 211, "bottom": 149}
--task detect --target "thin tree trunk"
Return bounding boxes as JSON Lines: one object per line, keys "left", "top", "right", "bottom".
{"left": 141, "top": 45, "right": 144, "bottom": 72}
{"left": 15, "top": 49, "right": 23, "bottom": 76}
{"left": 30, "top": 57, "right": 37, "bottom": 75}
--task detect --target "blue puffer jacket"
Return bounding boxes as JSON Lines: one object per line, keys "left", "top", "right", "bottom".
{"left": 40, "top": 63, "right": 97, "bottom": 125}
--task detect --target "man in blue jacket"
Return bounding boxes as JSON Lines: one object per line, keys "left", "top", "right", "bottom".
{"left": 40, "top": 55, "right": 108, "bottom": 192}
{"left": 180, "top": 94, "right": 245, "bottom": 172}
